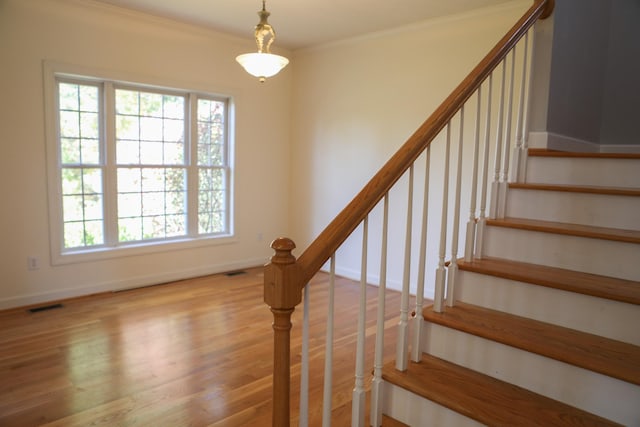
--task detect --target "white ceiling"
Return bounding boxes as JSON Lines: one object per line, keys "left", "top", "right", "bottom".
{"left": 94, "top": 0, "right": 514, "bottom": 50}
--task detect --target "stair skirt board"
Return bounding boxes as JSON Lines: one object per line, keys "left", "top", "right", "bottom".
{"left": 525, "top": 156, "right": 640, "bottom": 188}
{"left": 383, "top": 382, "right": 484, "bottom": 427}
{"left": 482, "top": 226, "right": 640, "bottom": 281}
{"left": 453, "top": 270, "right": 640, "bottom": 345}
{"left": 420, "top": 321, "right": 640, "bottom": 426}
{"left": 506, "top": 189, "right": 640, "bottom": 231}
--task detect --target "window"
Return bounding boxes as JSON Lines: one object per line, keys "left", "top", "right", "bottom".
{"left": 48, "top": 72, "right": 232, "bottom": 261}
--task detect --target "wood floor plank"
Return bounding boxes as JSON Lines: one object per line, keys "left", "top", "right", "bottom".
{"left": 0, "top": 268, "right": 411, "bottom": 426}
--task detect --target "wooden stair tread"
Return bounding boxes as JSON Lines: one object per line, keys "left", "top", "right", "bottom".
{"left": 457, "top": 257, "right": 640, "bottom": 305}
{"left": 422, "top": 302, "right": 640, "bottom": 386}
{"left": 486, "top": 217, "right": 640, "bottom": 244}
{"left": 382, "top": 354, "right": 621, "bottom": 427}
{"left": 509, "top": 182, "right": 640, "bottom": 197}
{"left": 382, "top": 414, "right": 409, "bottom": 427}
{"left": 528, "top": 148, "right": 640, "bottom": 159}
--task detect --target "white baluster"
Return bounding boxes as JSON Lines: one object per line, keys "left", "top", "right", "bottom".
{"left": 476, "top": 74, "right": 493, "bottom": 259}
{"left": 321, "top": 255, "right": 336, "bottom": 427}
{"left": 498, "top": 49, "right": 516, "bottom": 219}
{"left": 351, "top": 218, "right": 368, "bottom": 427}
{"left": 371, "top": 195, "right": 389, "bottom": 427}
{"left": 300, "top": 282, "right": 310, "bottom": 427}
{"left": 520, "top": 29, "right": 537, "bottom": 183}
{"left": 446, "top": 108, "right": 465, "bottom": 308}
{"left": 490, "top": 59, "right": 507, "bottom": 219}
{"left": 465, "top": 88, "right": 482, "bottom": 262}
{"left": 434, "top": 123, "right": 451, "bottom": 313}
{"left": 412, "top": 148, "right": 430, "bottom": 363}
{"left": 396, "top": 165, "right": 413, "bottom": 371}
{"left": 512, "top": 32, "right": 529, "bottom": 183}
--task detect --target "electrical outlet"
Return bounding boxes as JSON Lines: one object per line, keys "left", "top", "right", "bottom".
{"left": 27, "top": 256, "right": 40, "bottom": 271}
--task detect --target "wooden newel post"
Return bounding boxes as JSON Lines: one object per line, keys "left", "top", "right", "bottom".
{"left": 264, "top": 237, "right": 301, "bottom": 427}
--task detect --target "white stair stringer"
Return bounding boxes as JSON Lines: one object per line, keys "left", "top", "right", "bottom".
{"left": 526, "top": 155, "right": 640, "bottom": 188}
{"left": 481, "top": 225, "right": 640, "bottom": 281}
{"left": 420, "top": 321, "right": 640, "bottom": 426}
{"left": 453, "top": 269, "right": 640, "bottom": 345}
{"left": 506, "top": 188, "right": 640, "bottom": 231}
{"left": 382, "top": 382, "right": 483, "bottom": 427}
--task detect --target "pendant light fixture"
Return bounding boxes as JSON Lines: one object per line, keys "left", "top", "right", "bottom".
{"left": 236, "top": 0, "right": 289, "bottom": 82}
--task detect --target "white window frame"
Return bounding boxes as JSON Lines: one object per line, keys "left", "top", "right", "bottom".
{"left": 44, "top": 62, "right": 236, "bottom": 265}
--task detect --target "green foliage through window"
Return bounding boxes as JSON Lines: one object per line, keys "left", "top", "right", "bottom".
{"left": 55, "top": 78, "right": 231, "bottom": 251}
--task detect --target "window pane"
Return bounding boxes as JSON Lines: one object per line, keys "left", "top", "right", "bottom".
{"left": 118, "top": 193, "right": 142, "bottom": 218}
{"left": 79, "top": 85, "right": 99, "bottom": 111}
{"left": 82, "top": 168, "right": 102, "bottom": 194}
{"left": 63, "top": 195, "right": 84, "bottom": 222}
{"left": 60, "top": 111, "right": 80, "bottom": 138}
{"left": 117, "top": 140, "right": 140, "bottom": 164}
{"left": 117, "top": 168, "right": 141, "bottom": 193}
{"left": 119, "top": 217, "right": 142, "bottom": 242}
{"left": 60, "top": 160, "right": 104, "bottom": 249}
{"left": 143, "top": 215, "right": 165, "bottom": 239}
{"left": 198, "top": 168, "right": 226, "bottom": 234}
{"left": 197, "top": 98, "right": 226, "bottom": 167}
{"left": 59, "top": 83, "right": 79, "bottom": 111}
{"left": 140, "top": 141, "right": 163, "bottom": 164}
{"left": 163, "top": 95, "right": 184, "bottom": 119}
{"left": 62, "top": 168, "right": 83, "bottom": 195}
{"left": 81, "top": 139, "right": 100, "bottom": 164}
{"left": 84, "top": 195, "right": 103, "bottom": 221}
{"left": 163, "top": 118, "right": 184, "bottom": 143}
{"left": 140, "top": 92, "right": 163, "bottom": 117}
{"left": 80, "top": 112, "right": 99, "bottom": 139}
{"left": 84, "top": 220, "right": 104, "bottom": 246}
{"left": 116, "top": 90, "right": 139, "bottom": 115}
{"left": 64, "top": 222, "right": 85, "bottom": 248}
{"left": 116, "top": 115, "right": 140, "bottom": 140}
{"left": 142, "top": 192, "right": 164, "bottom": 216}
{"left": 140, "top": 117, "right": 163, "bottom": 141}
{"left": 61, "top": 138, "right": 81, "bottom": 164}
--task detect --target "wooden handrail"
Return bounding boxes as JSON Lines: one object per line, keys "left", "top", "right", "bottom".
{"left": 265, "top": 1, "right": 554, "bottom": 425}
{"left": 295, "top": 0, "right": 553, "bottom": 288}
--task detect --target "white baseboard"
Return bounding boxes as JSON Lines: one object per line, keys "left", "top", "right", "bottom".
{"left": 0, "top": 257, "right": 268, "bottom": 311}
{"left": 528, "top": 131, "right": 640, "bottom": 153}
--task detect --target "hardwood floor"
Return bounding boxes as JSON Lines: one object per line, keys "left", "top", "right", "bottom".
{"left": 0, "top": 267, "right": 412, "bottom": 426}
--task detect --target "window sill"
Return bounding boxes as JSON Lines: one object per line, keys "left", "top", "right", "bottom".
{"left": 52, "top": 234, "right": 237, "bottom": 266}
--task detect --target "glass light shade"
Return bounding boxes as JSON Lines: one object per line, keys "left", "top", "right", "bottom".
{"left": 236, "top": 52, "right": 289, "bottom": 82}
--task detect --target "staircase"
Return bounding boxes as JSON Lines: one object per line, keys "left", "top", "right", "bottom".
{"left": 381, "top": 149, "right": 640, "bottom": 426}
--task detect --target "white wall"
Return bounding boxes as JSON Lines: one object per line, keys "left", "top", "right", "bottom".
{"left": 0, "top": 0, "right": 292, "bottom": 308}
{"left": 288, "top": 1, "right": 530, "bottom": 294}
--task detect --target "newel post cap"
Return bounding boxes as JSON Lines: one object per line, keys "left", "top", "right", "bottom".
{"left": 264, "top": 237, "right": 302, "bottom": 309}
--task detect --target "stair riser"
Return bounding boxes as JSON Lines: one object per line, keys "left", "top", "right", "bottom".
{"left": 526, "top": 156, "right": 640, "bottom": 188}
{"left": 454, "top": 270, "right": 640, "bottom": 345}
{"left": 421, "top": 321, "right": 640, "bottom": 426}
{"left": 383, "top": 383, "right": 483, "bottom": 427}
{"left": 482, "top": 226, "right": 640, "bottom": 281}
{"left": 506, "top": 189, "right": 640, "bottom": 231}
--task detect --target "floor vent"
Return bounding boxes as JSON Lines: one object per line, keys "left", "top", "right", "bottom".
{"left": 225, "top": 270, "right": 247, "bottom": 277}
{"left": 28, "top": 303, "right": 63, "bottom": 313}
